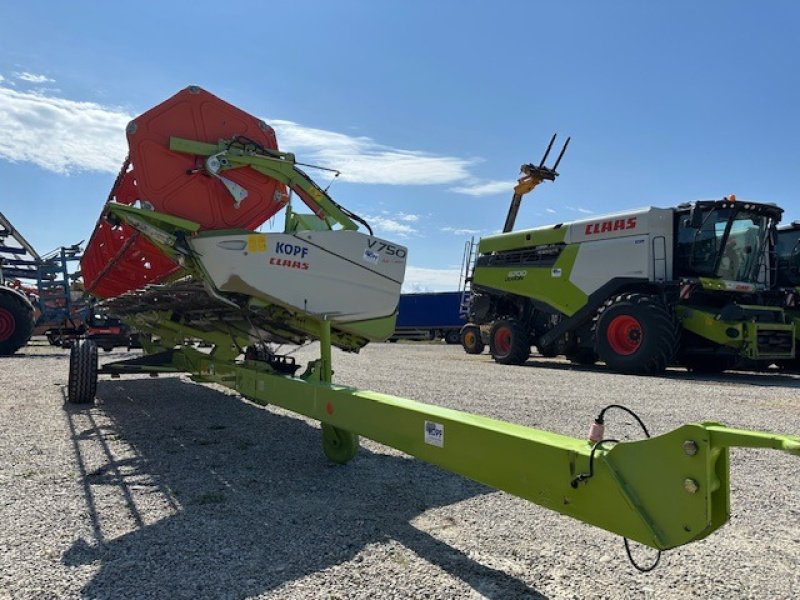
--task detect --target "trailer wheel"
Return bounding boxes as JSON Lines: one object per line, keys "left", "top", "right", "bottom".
{"left": 489, "top": 319, "right": 530, "bottom": 365}
{"left": 321, "top": 423, "right": 359, "bottom": 464}
{"left": 0, "top": 293, "right": 34, "bottom": 356}
{"left": 461, "top": 325, "right": 485, "bottom": 354}
{"left": 444, "top": 330, "right": 461, "bottom": 345}
{"left": 67, "top": 339, "right": 98, "bottom": 404}
{"left": 595, "top": 294, "right": 678, "bottom": 375}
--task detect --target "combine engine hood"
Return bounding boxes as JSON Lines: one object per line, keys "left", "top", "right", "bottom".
{"left": 479, "top": 207, "right": 673, "bottom": 253}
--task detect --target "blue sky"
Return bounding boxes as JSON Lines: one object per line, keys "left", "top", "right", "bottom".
{"left": 1, "top": 1, "right": 798, "bottom": 291}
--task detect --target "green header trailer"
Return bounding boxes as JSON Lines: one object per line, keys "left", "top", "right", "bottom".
{"left": 70, "top": 90, "right": 799, "bottom": 570}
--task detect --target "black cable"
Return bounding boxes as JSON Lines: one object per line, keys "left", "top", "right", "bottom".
{"left": 570, "top": 439, "right": 619, "bottom": 488}
{"left": 597, "top": 404, "right": 651, "bottom": 438}
{"left": 624, "top": 537, "right": 662, "bottom": 573}
{"left": 579, "top": 403, "right": 664, "bottom": 572}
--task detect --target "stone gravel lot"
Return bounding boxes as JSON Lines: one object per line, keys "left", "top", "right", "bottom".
{"left": 0, "top": 339, "right": 798, "bottom": 599}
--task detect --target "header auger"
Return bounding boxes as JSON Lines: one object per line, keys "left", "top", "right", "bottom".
{"left": 70, "top": 87, "right": 799, "bottom": 570}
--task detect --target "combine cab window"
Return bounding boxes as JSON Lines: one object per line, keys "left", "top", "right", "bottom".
{"left": 675, "top": 207, "right": 771, "bottom": 283}
{"left": 776, "top": 227, "right": 800, "bottom": 287}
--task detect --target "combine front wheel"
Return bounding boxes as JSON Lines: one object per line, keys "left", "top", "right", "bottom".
{"left": 489, "top": 319, "right": 530, "bottom": 365}
{"left": 67, "top": 340, "right": 98, "bottom": 404}
{"left": 595, "top": 294, "right": 678, "bottom": 375}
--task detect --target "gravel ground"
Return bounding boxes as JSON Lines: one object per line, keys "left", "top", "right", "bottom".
{"left": 0, "top": 339, "right": 798, "bottom": 599}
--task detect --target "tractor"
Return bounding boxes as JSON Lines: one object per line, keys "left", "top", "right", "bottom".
{"left": 461, "top": 138, "right": 795, "bottom": 374}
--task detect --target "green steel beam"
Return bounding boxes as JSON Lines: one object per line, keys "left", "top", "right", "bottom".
{"left": 99, "top": 335, "right": 800, "bottom": 552}
{"left": 168, "top": 137, "right": 359, "bottom": 231}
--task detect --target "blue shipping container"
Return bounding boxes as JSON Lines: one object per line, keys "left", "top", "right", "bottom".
{"left": 395, "top": 291, "right": 466, "bottom": 330}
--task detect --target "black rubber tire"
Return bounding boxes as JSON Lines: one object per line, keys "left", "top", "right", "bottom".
{"left": 460, "top": 325, "right": 485, "bottom": 355}
{"left": 68, "top": 339, "right": 98, "bottom": 404}
{"left": 0, "top": 292, "right": 34, "bottom": 356}
{"left": 594, "top": 294, "right": 679, "bottom": 375}
{"left": 684, "top": 355, "right": 734, "bottom": 374}
{"left": 567, "top": 348, "right": 598, "bottom": 366}
{"left": 489, "top": 319, "right": 530, "bottom": 365}
{"left": 444, "top": 330, "right": 461, "bottom": 345}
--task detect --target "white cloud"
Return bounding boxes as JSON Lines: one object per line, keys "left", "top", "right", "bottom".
{"left": 270, "top": 118, "right": 474, "bottom": 185}
{"left": 365, "top": 214, "right": 417, "bottom": 237}
{"left": 449, "top": 179, "right": 513, "bottom": 197}
{"left": 545, "top": 208, "right": 557, "bottom": 214}
{"left": 402, "top": 266, "right": 463, "bottom": 292}
{"left": 441, "top": 226, "right": 480, "bottom": 236}
{"left": 576, "top": 207, "right": 593, "bottom": 214}
{"left": 396, "top": 212, "right": 419, "bottom": 222}
{"left": 15, "top": 72, "right": 55, "bottom": 84}
{"left": 0, "top": 85, "right": 526, "bottom": 200}
{"left": 0, "top": 75, "right": 4, "bottom": 83}
{"left": 0, "top": 86, "right": 130, "bottom": 174}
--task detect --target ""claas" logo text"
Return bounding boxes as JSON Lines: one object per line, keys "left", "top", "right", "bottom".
{"left": 584, "top": 217, "right": 637, "bottom": 235}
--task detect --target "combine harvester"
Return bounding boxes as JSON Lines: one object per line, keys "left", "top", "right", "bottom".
{"left": 70, "top": 87, "right": 799, "bottom": 569}
{"left": 461, "top": 137, "right": 797, "bottom": 374}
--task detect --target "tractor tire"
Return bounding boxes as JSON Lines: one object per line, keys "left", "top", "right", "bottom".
{"left": 489, "top": 319, "right": 530, "bottom": 365}
{"left": 0, "top": 292, "right": 34, "bottom": 356}
{"left": 444, "top": 330, "right": 461, "bottom": 345}
{"left": 567, "top": 348, "right": 598, "bottom": 366}
{"left": 460, "top": 325, "right": 485, "bottom": 354}
{"left": 67, "top": 339, "right": 98, "bottom": 405}
{"left": 594, "top": 294, "right": 679, "bottom": 375}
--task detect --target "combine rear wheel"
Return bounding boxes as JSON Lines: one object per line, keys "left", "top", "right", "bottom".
{"left": 595, "top": 294, "right": 678, "bottom": 375}
{"left": 67, "top": 340, "right": 98, "bottom": 404}
{"left": 0, "top": 293, "right": 34, "bottom": 356}
{"left": 489, "top": 319, "right": 530, "bottom": 365}
{"left": 460, "top": 325, "right": 485, "bottom": 354}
